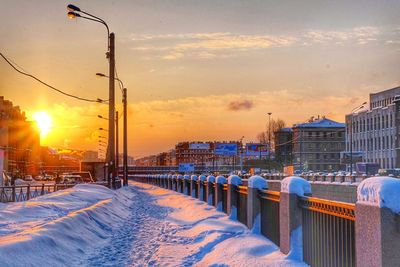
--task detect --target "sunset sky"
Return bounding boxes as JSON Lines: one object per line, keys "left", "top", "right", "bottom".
{"left": 1, "top": 0, "right": 400, "bottom": 158}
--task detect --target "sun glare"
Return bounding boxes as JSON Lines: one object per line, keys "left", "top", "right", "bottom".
{"left": 33, "top": 111, "right": 52, "bottom": 138}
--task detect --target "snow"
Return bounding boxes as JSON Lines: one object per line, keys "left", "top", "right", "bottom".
{"left": 287, "top": 226, "right": 303, "bottom": 261}
{"left": 228, "top": 175, "right": 242, "bottom": 186}
{"left": 177, "top": 175, "right": 183, "bottom": 180}
{"left": 0, "top": 182, "right": 306, "bottom": 267}
{"left": 248, "top": 175, "right": 268, "bottom": 189}
{"left": 216, "top": 175, "right": 227, "bottom": 184}
{"left": 357, "top": 176, "right": 400, "bottom": 213}
{"left": 191, "top": 175, "right": 198, "bottom": 181}
{"left": 206, "top": 175, "right": 215, "bottom": 183}
{"left": 198, "top": 175, "right": 207, "bottom": 181}
{"left": 281, "top": 177, "right": 311, "bottom": 196}
{"left": 184, "top": 175, "right": 190, "bottom": 180}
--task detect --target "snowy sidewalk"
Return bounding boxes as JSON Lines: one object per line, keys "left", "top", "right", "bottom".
{"left": 0, "top": 182, "right": 306, "bottom": 267}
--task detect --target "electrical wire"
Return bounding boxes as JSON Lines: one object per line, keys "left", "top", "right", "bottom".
{"left": 0, "top": 52, "right": 102, "bottom": 103}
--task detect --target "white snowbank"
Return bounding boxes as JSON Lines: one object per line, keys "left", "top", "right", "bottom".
{"left": 206, "top": 175, "right": 215, "bottom": 183}
{"left": 228, "top": 175, "right": 242, "bottom": 186}
{"left": 357, "top": 176, "right": 400, "bottom": 213}
{"left": 248, "top": 175, "right": 268, "bottom": 189}
{"left": 191, "top": 175, "right": 198, "bottom": 181}
{"left": 198, "top": 175, "right": 207, "bottom": 181}
{"left": 0, "top": 182, "right": 307, "bottom": 266}
{"left": 216, "top": 175, "right": 227, "bottom": 184}
{"left": 281, "top": 176, "right": 311, "bottom": 196}
{"left": 184, "top": 175, "right": 190, "bottom": 180}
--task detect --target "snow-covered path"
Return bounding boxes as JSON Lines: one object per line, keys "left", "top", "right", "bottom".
{"left": 0, "top": 182, "right": 306, "bottom": 267}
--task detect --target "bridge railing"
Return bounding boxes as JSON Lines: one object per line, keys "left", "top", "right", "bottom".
{"left": 1, "top": 181, "right": 110, "bottom": 203}
{"left": 131, "top": 174, "right": 400, "bottom": 267}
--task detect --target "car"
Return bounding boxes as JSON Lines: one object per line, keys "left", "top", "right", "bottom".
{"left": 61, "top": 174, "right": 82, "bottom": 184}
{"left": 24, "top": 175, "right": 33, "bottom": 181}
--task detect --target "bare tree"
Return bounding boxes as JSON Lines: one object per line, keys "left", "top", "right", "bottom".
{"left": 256, "top": 118, "right": 286, "bottom": 150}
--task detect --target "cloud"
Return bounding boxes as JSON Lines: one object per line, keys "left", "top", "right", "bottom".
{"left": 130, "top": 26, "right": 392, "bottom": 60}
{"left": 304, "top": 26, "right": 379, "bottom": 45}
{"left": 227, "top": 100, "right": 254, "bottom": 111}
{"left": 130, "top": 32, "right": 297, "bottom": 60}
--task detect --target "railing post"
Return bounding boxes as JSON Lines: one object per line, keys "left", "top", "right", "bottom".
{"left": 27, "top": 184, "right": 30, "bottom": 200}
{"left": 183, "top": 175, "right": 190, "bottom": 195}
{"left": 356, "top": 177, "right": 400, "bottom": 267}
{"left": 190, "top": 175, "right": 198, "bottom": 198}
{"left": 215, "top": 176, "right": 226, "bottom": 211}
{"left": 177, "top": 175, "right": 183, "bottom": 193}
{"left": 12, "top": 185, "right": 16, "bottom": 202}
{"left": 227, "top": 175, "right": 242, "bottom": 220}
{"left": 168, "top": 174, "right": 173, "bottom": 190}
{"left": 279, "top": 176, "right": 311, "bottom": 261}
{"left": 206, "top": 175, "right": 215, "bottom": 205}
{"left": 247, "top": 175, "right": 268, "bottom": 233}
{"left": 198, "top": 175, "right": 207, "bottom": 201}
{"left": 41, "top": 184, "right": 45, "bottom": 195}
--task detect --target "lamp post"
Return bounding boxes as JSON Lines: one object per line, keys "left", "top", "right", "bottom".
{"left": 267, "top": 112, "right": 272, "bottom": 173}
{"left": 67, "top": 4, "right": 116, "bottom": 189}
{"left": 96, "top": 73, "right": 128, "bottom": 186}
{"left": 349, "top": 102, "right": 367, "bottom": 174}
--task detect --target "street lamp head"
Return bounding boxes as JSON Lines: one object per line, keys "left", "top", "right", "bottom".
{"left": 67, "top": 11, "right": 81, "bottom": 19}
{"left": 96, "top": 72, "right": 107, "bottom": 77}
{"left": 98, "top": 115, "right": 103, "bottom": 119}
{"left": 267, "top": 112, "right": 272, "bottom": 116}
{"left": 67, "top": 4, "right": 81, "bottom": 12}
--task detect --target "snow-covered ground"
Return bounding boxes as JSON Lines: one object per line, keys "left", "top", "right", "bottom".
{"left": 0, "top": 181, "right": 307, "bottom": 267}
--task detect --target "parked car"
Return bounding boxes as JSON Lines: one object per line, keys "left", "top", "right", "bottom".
{"left": 61, "top": 174, "right": 82, "bottom": 184}
{"left": 24, "top": 175, "right": 33, "bottom": 181}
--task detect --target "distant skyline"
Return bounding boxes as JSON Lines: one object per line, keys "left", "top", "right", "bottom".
{"left": 1, "top": 0, "right": 400, "bottom": 157}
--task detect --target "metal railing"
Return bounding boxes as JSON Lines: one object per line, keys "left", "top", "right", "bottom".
{"left": 259, "top": 189, "right": 280, "bottom": 246}
{"left": 236, "top": 185, "right": 248, "bottom": 226}
{"left": 0, "top": 182, "right": 109, "bottom": 203}
{"left": 222, "top": 183, "right": 228, "bottom": 213}
{"left": 299, "top": 196, "right": 356, "bottom": 267}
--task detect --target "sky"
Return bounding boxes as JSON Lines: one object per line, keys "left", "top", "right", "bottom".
{"left": 1, "top": 0, "right": 400, "bottom": 158}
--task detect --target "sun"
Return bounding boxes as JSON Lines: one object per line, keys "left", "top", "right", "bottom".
{"left": 33, "top": 111, "right": 52, "bottom": 138}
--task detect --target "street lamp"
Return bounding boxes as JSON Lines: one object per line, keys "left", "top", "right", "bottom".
{"left": 96, "top": 72, "right": 128, "bottom": 186}
{"left": 98, "top": 115, "right": 108, "bottom": 120}
{"left": 67, "top": 4, "right": 116, "bottom": 189}
{"left": 267, "top": 112, "right": 272, "bottom": 173}
{"left": 99, "top": 127, "right": 108, "bottom": 132}
{"left": 349, "top": 102, "right": 367, "bottom": 175}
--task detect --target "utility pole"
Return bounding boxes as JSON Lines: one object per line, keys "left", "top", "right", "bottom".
{"left": 115, "top": 111, "right": 119, "bottom": 184}
{"left": 350, "top": 116, "right": 353, "bottom": 174}
{"left": 123, "top": 88, "right": 128, "bottom": 186}
{"left": 268, "top": 112, "right": 272, "bottom": 172}
{"left": 108, "top": 33, "right": 116, "bottom": 189}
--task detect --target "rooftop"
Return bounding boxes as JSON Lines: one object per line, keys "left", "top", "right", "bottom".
{"left": 294, "top": 118, "right": 345, "bottom": 128}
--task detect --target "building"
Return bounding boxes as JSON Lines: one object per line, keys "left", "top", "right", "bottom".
{"left": 346, "top": 86, "right": 400, "bottom": 169}
{"left": 175, "top": 142, "right": 214, "bottom": 167}
{"left": 82, "top": 150, "right": 100, "bottom": 162}
{"left": 292, "top": 117, "right": 345, "bottom": 172}
{"left": 0, "top": 97, "right": 40, "bottom": 176}
{"left": 274, "top": 127, "right": 293, "bottom": 166}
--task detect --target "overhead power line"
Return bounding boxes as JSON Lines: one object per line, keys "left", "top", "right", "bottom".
{"left": 0, "top": 52, "right": 102, "bottom": 103}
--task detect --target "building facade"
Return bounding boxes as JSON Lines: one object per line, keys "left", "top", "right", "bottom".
{"left": 292, "top": 117, "right": 345, "bottom": 172}
{"left": 0, "top": 97, "right": 40, "bottom": 176}
{"left": 346, "top": 86, "right": 400, "bottom": 169}
{"left": 274, "top": 127, "right": 293, "bottom": 167}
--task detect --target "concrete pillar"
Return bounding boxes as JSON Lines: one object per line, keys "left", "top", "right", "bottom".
{"left": 356, "top": 177, "right": 400, "bottom": 267}
{"left": 215, "top": 175, "right": 227, "bottom": 211}
{"left": 198, "top": 175, "right": 207, "bottom": 201}
{"left": 227, "top": 175, "right": 242, "bottom": 220}
{"left": 327, "top": 173, "right": 334, "bottom": 183}
{"left": 247, "top": 175, "right": 268, "bottom": 233}
{"left": 177, "top": 175, "right": 183, "bottom": 193}
{"left": 183, "top": 175, "right": 190, "bottom": 195}
{"left": 172, "top": 175, "right": 177, "bottom": 191}
{"left": 206, "top": 175, "right": 215, "bottom": 205}
{"left": 167, "top": 175, "right": 172, "bottom": 189}
{"left": 279, "top": 176, "right": 311, "bottom": 261}
{"left": 190, "top": 175, "right": 198, "bottom": 198}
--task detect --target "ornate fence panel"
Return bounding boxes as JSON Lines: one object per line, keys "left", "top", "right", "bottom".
{"left": 1, "top": 182, "right": 108, "bottom": 203}
{"left": 259, "top": 189, "right": 280, "bottom": 246}
{"left": 299, "top": 196, "right": 356, "bottom": 267}
{"left": 236, "top": 185, "right": 248, "bottom": 226}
